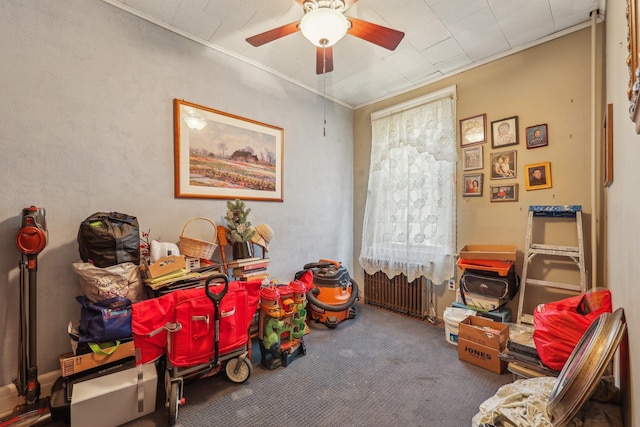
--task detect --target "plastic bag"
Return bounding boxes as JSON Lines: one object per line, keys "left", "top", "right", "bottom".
{"left": 533, "top": 289, "right": 612, "bottom": 371}
{"left": 72, "top": 261, "right": 148, "bottom": 303}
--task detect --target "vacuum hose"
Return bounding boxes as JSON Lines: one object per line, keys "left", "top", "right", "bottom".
{"left": 306, "top": 278, "right": 359, "bottom": 312}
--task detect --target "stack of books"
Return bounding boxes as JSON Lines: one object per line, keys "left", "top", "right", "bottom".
{"left": 228, "top": 257, "right": 270, "bottom": 280}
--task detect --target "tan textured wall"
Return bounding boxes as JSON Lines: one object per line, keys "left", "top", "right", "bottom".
{"left": 353, "top": 26, "right": 604, "bottom": 319}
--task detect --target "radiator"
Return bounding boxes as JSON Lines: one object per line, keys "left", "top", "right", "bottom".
{"left": 363, "top": 271, "right": 427, "bottom": 319}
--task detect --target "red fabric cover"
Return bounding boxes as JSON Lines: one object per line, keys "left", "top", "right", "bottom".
{"left": 131, "top": 279, "right": 261, "bottom": 366}
{"left": 296, "top": 269, "right": 314, "bottom": 292}
{"left": 131, "top": 292, "right": 176, "bottom": 364}
{"left": 243, "top": 279, "right": 262, "bottom": 319}
{"left": 168, "top": 284, "right": 247, "bottom": 366}
{"left": 532, "top": 289, "right": 612, "bottom": 371}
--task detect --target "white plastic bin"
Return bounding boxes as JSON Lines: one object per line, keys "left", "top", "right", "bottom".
{"left": 443, "top": 306, "right": 476, "bottom": 345}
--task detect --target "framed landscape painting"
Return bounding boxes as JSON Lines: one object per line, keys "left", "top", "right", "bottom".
{"left": 174, "top": 99, "right": 284, "bottom": 201}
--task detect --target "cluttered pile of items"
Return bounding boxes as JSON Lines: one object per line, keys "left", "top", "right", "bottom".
{"left": 445, "top": 241, "right": 626, "bottom": 426}
{"left": 35, "top": 199, "right": 359, "bottom": 427}
{"left": 46, "top": 207, "right": 268, "bottom": 426}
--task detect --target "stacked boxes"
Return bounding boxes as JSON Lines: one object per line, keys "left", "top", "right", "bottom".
{"left": 457, "top": 315, "right": 509, "bottom": 374}
{"left": 457, "top": 244, "right": 517, "bottom": 311}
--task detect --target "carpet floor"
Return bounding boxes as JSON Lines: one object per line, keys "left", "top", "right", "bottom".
{"left": 113, "top": 302, "right": 512, "bottom": 427}
{"left": 40, "top": 303, "right": 512, "bottom": 427}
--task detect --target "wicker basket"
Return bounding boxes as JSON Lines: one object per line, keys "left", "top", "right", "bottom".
{"left": 178, "top": 217, "right": 218, "bottom": 259}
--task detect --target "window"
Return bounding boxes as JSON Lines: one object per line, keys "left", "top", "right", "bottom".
{"left": 359, "top": 87, "right": 457, "bottom": 284}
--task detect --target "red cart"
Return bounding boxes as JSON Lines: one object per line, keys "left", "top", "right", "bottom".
{"left": 132, "top": 275, "right": 261, "bottom": 426}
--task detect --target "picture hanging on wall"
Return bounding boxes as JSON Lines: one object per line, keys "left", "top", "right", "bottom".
{"left": 490, "top": 184, "right": 518, "bottom": 202}
{"left": 459, "top": 113, "right": 486, "bottom": 146}
{"left": 463, "top": 173, "right": 483, "bottom": 197}
{"left": 462, "top": 145, "right": 483, "bottom": 171}
{"left": 174, "top": 99, "right": 284, "bottom": 202}
{"left": 490, "top": 150, "right": 517, "bottom": 179}
{"left": 525, "top": 161, "right": 552, "bottom": 190}
{"left": 603, "top": 104, "right": 614, "bottom": 187}
{"left": 525, "top": 124, "right": 548, "bottom": 149}
{"left": 491, "top": 116, "right": 519, "bottom": 149}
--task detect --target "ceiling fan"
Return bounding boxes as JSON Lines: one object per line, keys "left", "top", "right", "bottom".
{"left": 246, "top": 0, "right": 405, "bottom": 74}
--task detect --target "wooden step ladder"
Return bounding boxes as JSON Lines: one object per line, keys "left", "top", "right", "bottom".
{"left": 516, "top": 205, "right": 587, "bottom": 324}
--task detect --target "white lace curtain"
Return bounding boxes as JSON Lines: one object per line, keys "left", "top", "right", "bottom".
{"left": 359, "top": 91, "right": 457, "bottom": 285}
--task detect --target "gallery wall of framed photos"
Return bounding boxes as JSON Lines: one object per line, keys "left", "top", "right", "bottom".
{"left": 460, "top": 112, "right": 553, "bottom": 201}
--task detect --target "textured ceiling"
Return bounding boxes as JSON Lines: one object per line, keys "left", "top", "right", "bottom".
{"left": 102, "top": 0, "right": 605, "bottom": 109}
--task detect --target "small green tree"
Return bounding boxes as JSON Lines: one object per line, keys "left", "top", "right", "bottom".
{"left": 224, "top": 199, "right": 255, "bottom": 242}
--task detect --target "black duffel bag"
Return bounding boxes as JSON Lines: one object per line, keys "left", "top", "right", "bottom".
{"left": 460, "top": 265, "right": 520, "bottom": 303}
{"left": 78, "top": 212, "right": 140, "bottom": 268}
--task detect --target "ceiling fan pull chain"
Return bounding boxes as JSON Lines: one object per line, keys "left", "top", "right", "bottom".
{"left": 323, "top": 45, "right": 327, "bottom": 137}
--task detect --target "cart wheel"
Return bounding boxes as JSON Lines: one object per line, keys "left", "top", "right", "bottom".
{"left": 168, "top": 381, "right": 179, "bottom": 426}
{"left": 225, "top": 356, "right": 252, "bottom": 383}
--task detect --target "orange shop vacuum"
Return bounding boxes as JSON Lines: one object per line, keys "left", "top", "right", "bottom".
{"left": 295, "top": 259, "right": 359, "bottom": 329}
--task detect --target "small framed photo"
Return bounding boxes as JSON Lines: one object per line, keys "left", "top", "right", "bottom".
{"left": 459, "top": 113, "right": 486, "bottom": 146}
{"left": 462, "top": 145, "right": 483, "bottom": 171}
{"left": 490, "top": 150, "right": 517, "bottom": 179}
{"left": 525, "top": 124, "right": 548, "bottom": 149}
{"left": 491, "top": 116, "right": 519, "bottom": 148}
{"left": 463, "top": 173, "right": 483, "bottom": 197}
{"left": 525, "top": 162, "right": 552, "bottom": 190}
{"left": 490, "top": 184, "right": 519, "bottom": 202}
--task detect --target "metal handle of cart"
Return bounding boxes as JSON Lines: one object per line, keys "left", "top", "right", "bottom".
{"left": 204, "top": 274, "right": 229, "bottom": 366}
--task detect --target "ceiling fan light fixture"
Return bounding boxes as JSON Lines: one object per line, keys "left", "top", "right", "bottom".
{"left": 300, "top": 8, "right": 349, "bottom": 47}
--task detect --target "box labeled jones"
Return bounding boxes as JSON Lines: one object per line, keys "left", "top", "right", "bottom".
{"left": 458, "top": 339, "right": 507, "bottom": 374}
{"left": 457, "top": 315, "right": 509, "bottom": 350}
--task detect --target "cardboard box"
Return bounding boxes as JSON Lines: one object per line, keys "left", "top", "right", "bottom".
{"left": 457, "top": 315, "right": 509, "bottom": 349}
{"left": 70, "top": 363, "right": 157, "bottom": 427}
{"left": 458, "top": 315, "right": 509, "bottom": 374}
{"left": 59, "top": 341, "right": 136, "bottom": 377}
{"left": 458, "top": 339, "right": 507, "bottom": 374}
{"left": 459, "top": 244, "right": 517, "bottom": 261}
{"left": 148, "top": 254, "right": 187, "bottom": 278}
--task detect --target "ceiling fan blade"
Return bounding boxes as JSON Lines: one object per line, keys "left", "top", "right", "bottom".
{"left": 246, "top": 21, "right": 301, "bottom": 47}
{"left": 347, "top": 17, "right": 404, "bottom": 51}
{"left": 316, "top": 46, "right": 334, "bottom": 74}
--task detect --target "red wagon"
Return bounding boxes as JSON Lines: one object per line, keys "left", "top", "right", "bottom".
{"left": 132, "top": 275, "right": 261, "bottom": 426}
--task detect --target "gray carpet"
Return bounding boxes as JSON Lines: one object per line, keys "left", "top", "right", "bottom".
{"left": 114, "top": 303, "right": 512, "bottom": 427}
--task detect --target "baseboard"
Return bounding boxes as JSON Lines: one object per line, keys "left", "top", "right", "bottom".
{"left": 0, "top": 371, "right": 60, "bottom": 418}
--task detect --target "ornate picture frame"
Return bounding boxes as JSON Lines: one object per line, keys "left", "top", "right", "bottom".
{"left": 174, "top": 99, "right": 284, "bottom": 202}
{"left": 627, "top": 0, "right": 638, "bottom": 101}
{"left": 525, "top": 161, "right": 552, "bottom": 190}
